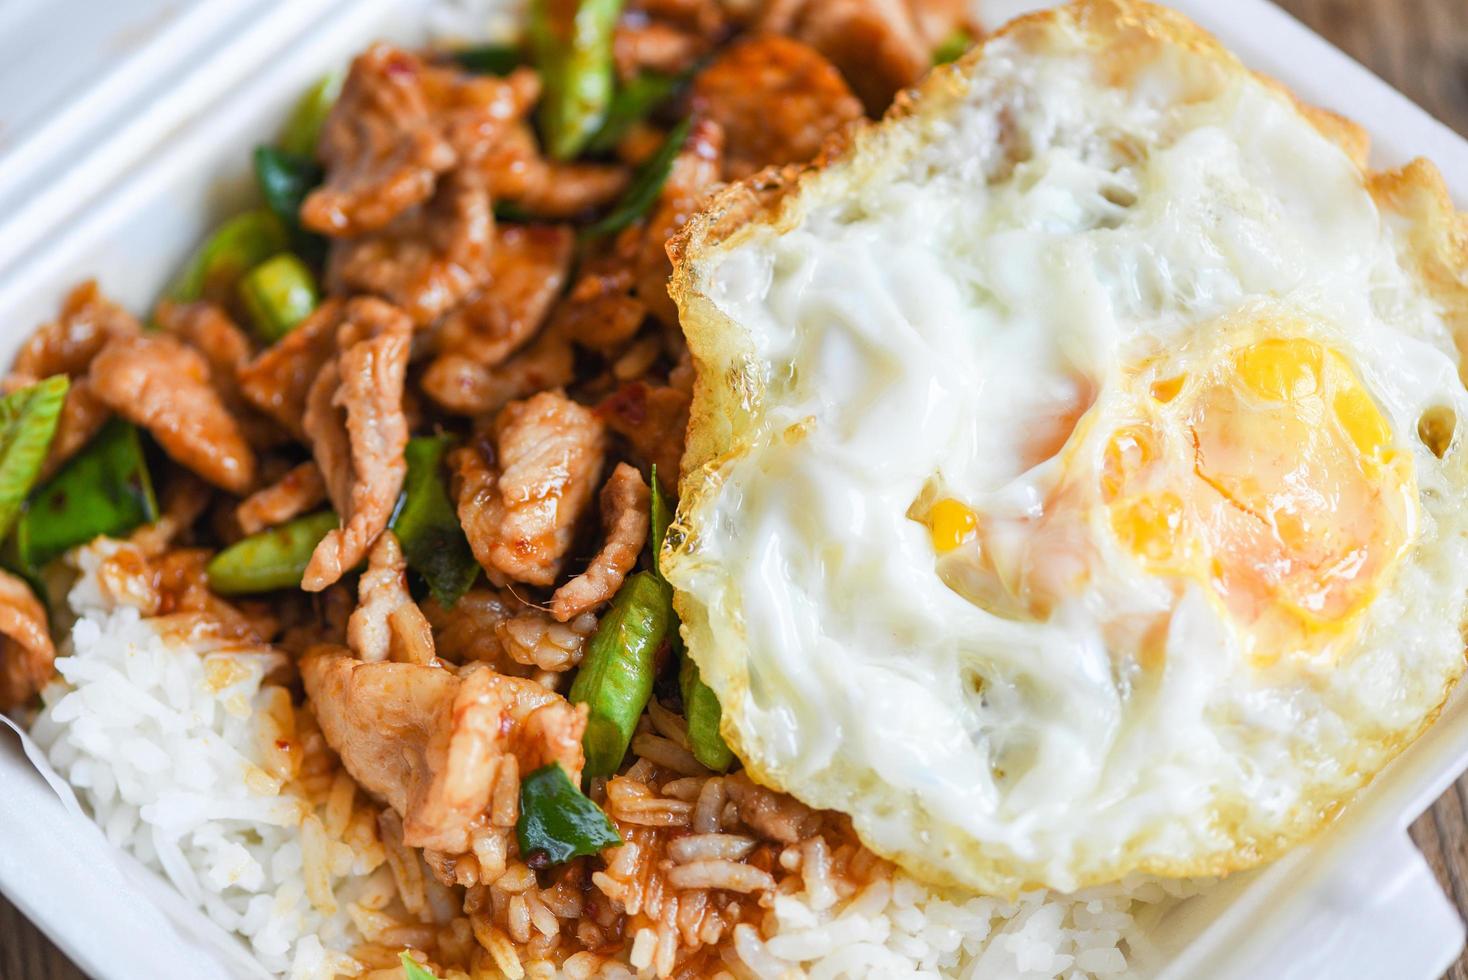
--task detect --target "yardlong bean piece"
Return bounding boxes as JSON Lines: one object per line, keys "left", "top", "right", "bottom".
{"left": 239, "top": 253, "right": 319, "bottom": 342}
{"left": 206, "top": 510, "right": 339, "bottom": 595}
{"left": 530, "top": 0, "right": 625, "bottom": 160}
{"left": 568, "top": 571, "right": 672, "bottom": 778}
{"left": 169, "top": 210, "right": 289, "bottom": 306}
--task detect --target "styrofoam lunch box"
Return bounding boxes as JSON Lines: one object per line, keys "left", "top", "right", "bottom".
{"left": 1, "top": 0, "right": 1467, "bottom": 976}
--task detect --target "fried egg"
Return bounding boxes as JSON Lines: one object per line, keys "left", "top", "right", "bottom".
{"left": 664, "top": 0, "right": 1468, "bottom": 894}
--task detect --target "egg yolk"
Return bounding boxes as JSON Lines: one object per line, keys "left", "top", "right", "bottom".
{"left": 930, "top": 498, "right": 980, "bottom": 553}
{"left": 1104, "top": 336, "right": 1416, "bottom": 666}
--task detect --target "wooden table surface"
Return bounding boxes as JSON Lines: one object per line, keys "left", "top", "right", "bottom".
{"left": 4, "top": 1, "right": 1468, "bottom": 977}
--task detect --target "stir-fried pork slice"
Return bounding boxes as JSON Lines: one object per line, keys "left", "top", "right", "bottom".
{"left": 423, "top": 587, "right": 595, "bottom": 675}
{"left": 7, "top": 281, "right": 140, "bottom": 477}
{"left": 0, "top": 571, "right": 56, "bottom": 709}
{"left": 237, "top": 298, "right": 345, "bottom": 439}
{"left": 328, "top": 169, "right": 495, "bottom": 327}
{"left": 347, "top": 531, "right": 436, "bottom": 665}
{"left": 636, "top": 118, "right": 725, "bottom": 327}
{"left": 452, "top": 391, "right": 607, "bottom": 587}
{"left": 550, "top": 257, "right": 648, "bottom": 352}
{"left": 153, "top": 300, "right": 287, "bottom": 450}
{"left": 303, "top": 44, "right": 538, "bottom": 237}
{"left": 430, "top": 223, "right": 574, "bottom": 372}
{"left": 723, "top": 771, "right": 821, "bottom": 844}
{"left": 89, "top": 334, "right": 257, "bottom": 494}
{"left": 301, "top": 299, "right": 412, "bottom": 591}
{"left": 422, "top": 325, "right": 575, "bottom": 417}
{"left": 481, "top": 123, "right": 630, "bottom": 219}
{"left": 302, "top": 648, "right": 587, "bottom": 853}
{"left": 598, "top": 381, "right": 691, "bottom": 486}
{"left": 235, "top": 461, "right": 328, "bottom": 535}
{"left": 551, "top": 463, "right": 651, "bottom": 621}
{"left": 615, "top": 0, "right": 729, "bottom": 78}
{"left": 690, "top": 35, "right": 861, "bottom": 180}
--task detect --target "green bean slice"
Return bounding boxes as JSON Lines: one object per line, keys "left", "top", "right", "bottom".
{"left": 933, "top": 28, "right": 974, "bottom": 65}
{"left": 169, "top": 210, "right": 289, "bottom": 306}
{"left": 238, "top": 253, "right": 319, "bottom": 343}
{"left": 205, "top": 510, "right": 338, "bottom": 595}
{"left": 279, "top": 72, "right": 343, "bottom": 157}
{"left": 530, "top": 0, "right": 625, "bottom": 160}
{"left": 679, "top": 652, "right": 733, "bottom": 772}
{"left": 568, "top": 571, "right": 672, "bottom": 778}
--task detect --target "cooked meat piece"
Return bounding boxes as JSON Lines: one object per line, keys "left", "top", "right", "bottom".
{"left": 452, "top": 391, "right": 607, "bottom": 587}
{"left": 422, "top": 587, "right": 595, "bottom": 675}
{"left": 151, "top": 548, "right": 276, "bottom": 642}
{"left": 723, "top": 771, "right": 820, "bottom": 844}
{"left": 347, "top": 531, "right": 436, "bottom": 664}
{"left": 329, "top": 169, "right": 495, "bottom": 327}
{"left": 784, "top": 0, "right": 949, "bottom": 112}
{"left": 550, "top": 260, "right": 648, "bottom": 353}
{"left": 636, "top": 118, "right": 724, "bottom": 327}
{"left": 614, "top": 21, "right": 708, "bottom": 79}
{"left": 153, "top": 300, "right": 286, "bottom": 450}
{"left": 598, "top": 381, "right": 691, "bottom": 485}
{"left": 301, "top": 299, "right": 412, "bottom": 591}
{"left": 302, "top": 648, "right": 587, "bottom": 853}
{"left": 422, "top": 325, "right": 575, "bottom": 417}
{"left": 497, "top": 609, "right": 597, "bottom": 672}
{"left": 551, "top": 463, "right": 651, "bottom": 621}
{"left": 8, "top": 280, "right": 140, "bottom": 477}
{"left": 89, "top": 334, "right": 257, "bottom": 494}
{"left": 303, "top": 44, "right": 539, "bottom": 237}
{"left": 0, "top": 571, "right": 56, "bottom": 709}
{"left": 235, "top": 461, "right": 328, "bottom": 535}
{"left": 481, "top": 123, "right": 630, "bottom": 219}
{"left": 237, "top": 298, "right": 344, "bottom": 440}
{"left": 690, "top": 35, "right": 861, "bottom": 180}
{"left": 430, "top": 223, "right": 574, "bottom": 371}
{"left": 423, "top": 587, "right": 526, "bottom": 674}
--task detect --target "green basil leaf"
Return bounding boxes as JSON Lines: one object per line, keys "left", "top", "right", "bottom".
{"left": 389, "top": 436, "right": 480, "bottom": 607}
{"left": 585, "top": 71, "right": 686, "bottom": 155}
{"left": 253, "top": 146, "right": 327, "bottom": 266}
{"left": 7, "top": 418, "right": 158, "bottom": 572}
{"left": 399, "top": 952, "right": 439, "bottom": 980}
{"left": 0, "top": 376, "right": 69, "bottom": 543}
{"left": 517, "top": 762, "right": 622, "bottom": 865}
{"left": 451, "top": 43, "right": 524, "bottom": 75}
{"left": 933, "top": 28, "right": 974, "bottom": 65}
{"left": 581, "top": 117, "right": 690, "bottom": 240}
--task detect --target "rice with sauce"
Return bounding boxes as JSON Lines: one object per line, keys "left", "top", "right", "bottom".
{"left": 27, "top": 535, "right": 1198, "bottom": 979}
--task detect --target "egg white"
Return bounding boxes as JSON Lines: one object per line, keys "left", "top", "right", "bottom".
{"left": 666, "top": 0, "right": 1468, "bottom": 894}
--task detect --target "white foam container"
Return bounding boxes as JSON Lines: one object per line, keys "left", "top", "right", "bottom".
{"left": 0, "top": 0, "right": 1466, "bottom": 977}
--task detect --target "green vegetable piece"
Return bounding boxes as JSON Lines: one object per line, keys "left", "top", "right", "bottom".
{"left": 205, "top": 510, "right": 338, "bottom": 595}
{"left": 169, "top": 210, "right": 290, "bottom": 305}
{"left": 389, "top": 436, "right": 479, "bottom": 607}
{"left": 530, "top": 0, "right": 625, "bottom": 160}
{"left": 933, "top": 28, "right": 974, "bottom": 65}
{"left": 680, "top": 653, "right": 733, "bottom": 771}
{"left": 238, "top": 253, "right": 319, "bottom": 343}
{"left": 8, "top": 418, "right": 158, "bottom": 572}
{"left": 0, "top": 376, "right": 69, "bottom": 542}
{"left": 399, "top": 952, "right": 439, "bottom": 980}
{"left": 253, "top": 146, "right": 327, "bottom": 266}
{"left": 568, "top": 571, "right": 672, "bottom": 778}
{"left": 517, "top": 763, "right": 622, "bottom": 865}
{"left": 649, "top": 463, "right": 672, "bottom": 583}
{"left": 279, "top": 72, "right": 343, "bottom": 157}
{"left": 452, "top": 43, "right": 523, "bottom": 75}
{"left": 581, "top": 117, "right": 690, "bottom": 240}
{"left": 585, "top": 71, "right": 685, "bottom": 155}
